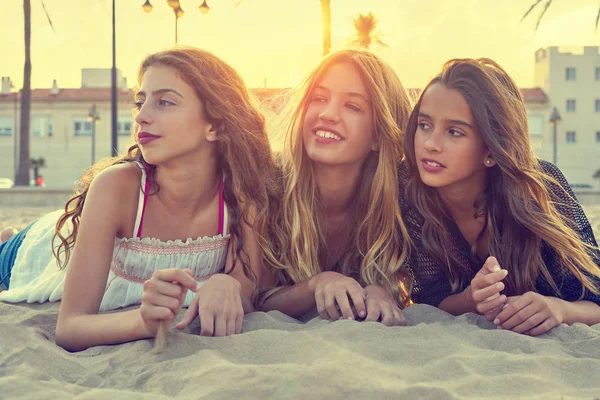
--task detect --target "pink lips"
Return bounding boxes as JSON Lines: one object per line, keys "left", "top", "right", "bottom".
{"left": 421, "top": 158, "right": 445, "bottom": 173}
{"left": 138, "top": 131, "right": 160, "bottom": 145}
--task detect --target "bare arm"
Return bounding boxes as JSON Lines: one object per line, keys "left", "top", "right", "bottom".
{"left": 560, "top": 299, "right": 600, "bottom": 326}
{"left": 56, "top": 164, "right": 149, "bottom": 352}
{"left": 259, "top": 277, "right": 318, "bottom": 318}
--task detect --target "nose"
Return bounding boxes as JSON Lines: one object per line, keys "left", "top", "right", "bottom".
{"left": 134, "top": 102, "right": 153, "bottom": 127}
{"left": 318, "top": 99, "right": 341, "bottom": 124}
{"left": 423, "top": 129, "right": 443, "bottom": 153}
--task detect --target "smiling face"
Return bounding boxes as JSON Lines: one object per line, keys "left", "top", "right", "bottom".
{"left": 133, "top": 64, "right": 216, "bottom": 166}
{"left": 414, "top": 83, "right": 494, "bottom": 192}
{"left": 301, "top": 62, "right": 376, "bottom": 168}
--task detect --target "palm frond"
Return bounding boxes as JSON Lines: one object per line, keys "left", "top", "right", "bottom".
{"left": 535, "top": 0, "right": 553, "bottom": 32}
{"left": 41, "top": 1, "right": 55, "bottom": 33}
{"left": 521, "top": 0, "right": 544, "bottom": 22}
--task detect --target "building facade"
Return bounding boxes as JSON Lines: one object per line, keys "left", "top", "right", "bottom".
{"left": 534, "top": 46, "right": 600, "bottom": 188}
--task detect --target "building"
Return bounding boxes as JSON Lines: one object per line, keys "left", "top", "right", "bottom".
{"left": 534, "top": 46, "right": 600, "bottom": 188}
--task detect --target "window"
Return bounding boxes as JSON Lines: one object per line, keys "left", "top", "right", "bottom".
{"left": 566, "top": 67, "right": 576, "bottom": 81}
{"left": 566, "top": 99, "right": 576, "bottom": 112}
{"left": 31, "top": 116, "right": 53, "bottom": 137}
{"left": 596, "top": 100, "right": 600, "bottom": 112}
{"left": 596, "top": 67, "right": 600, "bottom": 81}
{"left": 527, "top": 115, "right": 543, "bottom": 137}
{"left": 73, "top": 118, "right": 93, "bottom": 136}
{"left": 117, "top": 119, "right": 133, "bottom": 136}
{"left": 0, "top": 116, "right": 13, "bottom": 136}
{"left": 566, "top": 131, "right": 576, "bottom": 143}
{"left": 596, "top": 131, "right": 600, "bottom": 143}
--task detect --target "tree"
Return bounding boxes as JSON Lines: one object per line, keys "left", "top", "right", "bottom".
{"left": 320, "top": 0, "right": 331, "bottom": 55}
{"left": 15, "top": 0, "right": 31, "bottom": 186}
{"left": 522, "top": 0, "right": 600, "bottom": 31}
{"left": 350, "top": 12, "right": 386, "bottom": 49}
{"left": 15, "top": 1, "right": 54, "bottom": 186}
{"left": 30, "top": 156, "right": 46, "bottom": 185}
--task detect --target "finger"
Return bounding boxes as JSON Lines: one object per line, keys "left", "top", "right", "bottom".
{"left": 325, "top": 289, "right": 341, "bottom": 320}
{"left": 476, "top": 256, "right": 501, "bottom": 277}
{"left": 472, "top": 269, "right": 509, "bottom": 291}
{"left": 493, "top": 295, "right": 529, "bottom": 326}
{"left": 380, "top": 307, "right": 394, "bottom": 326}
{"left": 199, "top": 310, "right": 215, "bottom": 336}
{"left": 235, "top": 315, "right": 243, "bottom": 334}
{"left": 315, "top": 289, "right": 328, "bottom": 320}
{"left": 140, "top": 303, "right": 174, "bottom": 325}
{"left": 142, "top": 291, "right": 180, "bottom": 314}
{"left": 511, "top": 311, "right": 546, "bottom": 334}
{"left": 476, "top": 294, "right": 507, "bottom": 314}
{"left": 335, "top": 290, "right": 355, "bottom": 320}
{"left": 365, "top": 300, "right": 381, "bottom": 322}
{"left": 176, "top": 299, "right": 198, "bottom": 329}
{"left": 472, "top": 281, "right": 505, "bottom": 303}
{"left": 214, "top": 315, "right": 227, "bottom": 337}
{"left": 347, "top": 284, "right": 367, "bottom": 319}
{"left": 526, "top": 319, "right": 558, "bottom": 336}
{"left": 225, "top": 315, "right": 237, "bottom": 336}
{"left": 392, "top": 308, "right": 408, "bottom": 326}
{"left": 148, "top": 279, "right": 184, "bottom": 298}
{"left": 152, "top": 269, "right": 199, "bottom": 292}
{"left": 496, "top": 300, "right": 536, "bottom": 330}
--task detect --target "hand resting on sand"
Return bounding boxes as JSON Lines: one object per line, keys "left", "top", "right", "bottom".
{"left": 312, "top": 271, "right": 367, "bottom": 321}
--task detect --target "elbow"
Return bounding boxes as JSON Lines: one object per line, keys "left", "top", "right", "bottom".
{"left": 55, "top": 318, "right": 88, "bottom": 352}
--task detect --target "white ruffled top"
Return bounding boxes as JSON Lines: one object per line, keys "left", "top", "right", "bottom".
{"left": 0, "top": 163, "right": 230, "bottom": 311}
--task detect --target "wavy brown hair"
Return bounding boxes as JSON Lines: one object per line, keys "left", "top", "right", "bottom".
{"left": 263, "top": 49, "right": 413, "bottom": 306}
{"left": 404, "top": 58, "right": 600, "bottom": 297}
{"left": 52, "top": 47, "right": 276, "bottom": 303}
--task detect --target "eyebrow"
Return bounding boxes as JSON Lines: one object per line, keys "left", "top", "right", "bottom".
{"left": 314, "top": 85, "right": 369, "bottom": 103}
{"left": 418, "top": 112, "right": 474, "bottom": 129}
{"left": 136, "top": 88, "right": 184, "bottom": 98}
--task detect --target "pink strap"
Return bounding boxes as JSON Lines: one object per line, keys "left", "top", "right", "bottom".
{"left": 217, "top": 175, "right": 224, "bottom": 235}
{"left": 136, "top": 177, "right": 150, "bottom": 238}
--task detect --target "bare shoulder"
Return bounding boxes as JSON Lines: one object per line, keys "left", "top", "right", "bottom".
{"left": 83, "top": 162, "right": 143, "bottom": 235}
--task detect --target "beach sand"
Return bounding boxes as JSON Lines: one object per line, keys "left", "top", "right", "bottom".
{"left": 1, "top": 303, "right": 599, "bottom": 399}
{"left": 1, "top": 205, "right": 600, "bottom": 399}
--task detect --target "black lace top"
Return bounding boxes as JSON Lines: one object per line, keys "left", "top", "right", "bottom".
{"left": 399, "top": 159, "right": 600, "bottom": 307}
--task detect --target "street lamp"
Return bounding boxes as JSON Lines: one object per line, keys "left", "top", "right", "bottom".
{"left": 549, "top": 106, "right": 561, "bottom": 166}
{"left": 87, "top": 104, "right": 101, "bottom": 165}
{"left": 142, "top": 0, "right": 209, "bottom": 44}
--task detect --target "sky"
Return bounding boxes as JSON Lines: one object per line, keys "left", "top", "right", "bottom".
{"left": 1, "top": 0, "right": 600, "bottom": 91}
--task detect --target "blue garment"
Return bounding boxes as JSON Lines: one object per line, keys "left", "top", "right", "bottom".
{"left": 0, "top": 222, "right": 35, "bottom": 290}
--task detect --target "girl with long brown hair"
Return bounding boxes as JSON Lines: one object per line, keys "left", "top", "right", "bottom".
{"left": 260, "top": 50, "right": 412, "bottom": 325}
{"left": 402, "top": 58, "right": 600, "bottom": 335}
{"left": 0, "top": 47, "right": 276, "bottom": 350}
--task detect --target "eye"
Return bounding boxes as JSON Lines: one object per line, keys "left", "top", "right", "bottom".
{"left": 417, "top": 121, "right": 430, "bottom": 130}
{"left": 311, "top": 95, "right": 327, "bottom": 103}
{"left": 448, "top": 128, "right": 465, "bottom": 137}
{"left": 159, "top": 99, "right": 175, "bottom": 107}
{"left": 346, "top": 103, "right": 361, "bottom": 112}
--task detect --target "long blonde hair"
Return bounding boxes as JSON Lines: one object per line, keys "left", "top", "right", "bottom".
{"left": 53, "top": 47, "right": 276, "bottom": 303}
{"left": 264, "top": 50, "right": 413, "bottom": 305}
{"left": 404, "top": 58, "right": 600, "bottom": 297}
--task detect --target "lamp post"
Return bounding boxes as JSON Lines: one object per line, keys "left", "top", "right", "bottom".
{"left": 88, "top": 104, "right": 101, "bottom": 165}
{"left": 142, "top": 0, "right": 210, "bottom": 44}
{"left": 111, "top": 0, "right": 118, "bottom": 157}
{"left": 549, "top": 106, "right": 561, "bottom": 166}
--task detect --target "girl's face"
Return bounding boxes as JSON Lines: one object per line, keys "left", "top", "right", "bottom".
{"left": 134, "top": 65, "right": 216, "bottom": 166}
{"left": 302, "top": 62, "right": 376, "bottom": 169}
{"left": 414, "top": 83, "right": 493, "bottom": 191}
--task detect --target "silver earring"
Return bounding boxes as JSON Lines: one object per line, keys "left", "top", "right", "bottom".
{"left": 485, "top": 159, "right": 492, "bottom": 166}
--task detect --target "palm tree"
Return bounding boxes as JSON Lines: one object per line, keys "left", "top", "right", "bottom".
{"left": 15, "top": 1, "right": 53, "bottom": 187}
{"left": 350, "top": 12, "right": 386, "bottom": 49}
{"left": 15, "top": 0, "right": 31, "bottom": 186}
{"left": 320, "top": 0, "right": 331, "bottom": 55}
{"left": 30, "top": 156, "right": 46, "bottom": 185}
{"left": 522, "top": 0, "right": 600, "bottom": 31}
